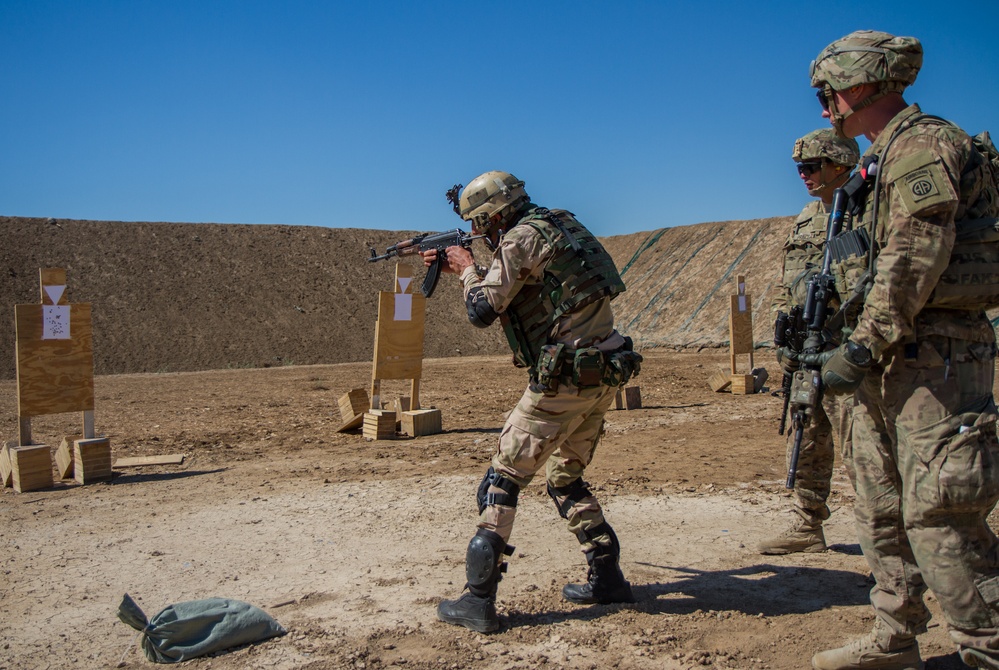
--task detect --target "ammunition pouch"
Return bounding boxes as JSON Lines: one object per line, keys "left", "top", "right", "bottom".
{"left": 603, "top": 339, "right": 643, "bottom": 388}
{"left": 530, "top": 337, "right": 643, "bottom": 393}
{"left": 573, "top": 348, "right": 605, "bottom": 389}
{"left": 826, "top": 227, "right": 874, "bottom": 335}
{"left": 828, "top": 227, "right": 871, "bottom": 306}
{"left": 530, "top": 343, "right": 565, "bottom": 396}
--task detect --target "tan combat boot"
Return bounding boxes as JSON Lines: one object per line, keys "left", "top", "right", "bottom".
{"left": 812, "top": 628, "right": 923, "bottom": 670}
{"left": 757, "top": 505, "right": 827, "bottom": 555}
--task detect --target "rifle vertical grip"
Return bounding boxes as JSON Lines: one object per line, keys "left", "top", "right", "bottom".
{"left": 422, "top": 254, "right": 444, "bottom": 298}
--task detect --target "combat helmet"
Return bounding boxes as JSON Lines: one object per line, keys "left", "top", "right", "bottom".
{"left": 810, "top": 30, "right": 922, "bottom": 135}
{"left": 455, "top": 171, "right": 530, "bottom": 237}
{"left": 792, "top": 129, "right": 860, "bottom": 167}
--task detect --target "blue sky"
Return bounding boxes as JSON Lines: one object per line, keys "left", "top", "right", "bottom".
{"left": 2, "top": 0, "right": 997, "bottom": 237}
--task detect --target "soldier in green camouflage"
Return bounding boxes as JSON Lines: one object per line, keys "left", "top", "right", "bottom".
{"left": 422, "top": 171, "right": 642, "bottom": 633}
{"left": 801, "top": 30, "right": 999, "bottom": 670}
{"left": 759, "top": 129, "right": 859, "bottom": 556}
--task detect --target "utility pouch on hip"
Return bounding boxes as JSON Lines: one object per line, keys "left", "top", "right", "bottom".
{"left": 572, "top": 348, "right": 605, "bottom": 389}
{"left": 605, "top": 349, "right": 644, "bottom": 387}
{"left": 531, "top": 343, "right": 565, "bottom": 396}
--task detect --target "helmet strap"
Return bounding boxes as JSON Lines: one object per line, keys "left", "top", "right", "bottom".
{"left": 829, "top": 84, "right": 889, "bottom": 137}
{"left": 809, "top": 165, "right": 851, "bottom": 198}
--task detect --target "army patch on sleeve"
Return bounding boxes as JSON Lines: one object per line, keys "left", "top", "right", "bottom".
{"left": 891, "top": 153, "right": 956, "bottom": 216}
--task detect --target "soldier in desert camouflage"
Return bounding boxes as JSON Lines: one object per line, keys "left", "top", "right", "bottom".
{"left": 760, "top": 129, "right": 860, "bottom": 556}
{"left": 801, "top": 30, "right": 999, "bottom": 670}
{"left": 422, "top": 171, "right": 642, "bottom": 633}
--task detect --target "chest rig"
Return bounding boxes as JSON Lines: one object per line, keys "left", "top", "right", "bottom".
{"left": 831, "top": 114, "right": 999, "bottom": 318}
{"left": 500, "top": 209, "right": 625, "bottom": 370}
{"left": 783, "top": 202, "right": 836, "bottom": 304}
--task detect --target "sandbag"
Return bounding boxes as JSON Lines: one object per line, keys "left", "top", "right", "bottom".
{"left": 117, "top": 593, "right": 286, "bottom": 663}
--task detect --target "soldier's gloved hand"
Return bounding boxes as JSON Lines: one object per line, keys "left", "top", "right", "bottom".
{"left": 776, "top": 346, "right": 799, "bottom": 375}
{"left": 798, "top": 341, "right": 872, "bottom": 395}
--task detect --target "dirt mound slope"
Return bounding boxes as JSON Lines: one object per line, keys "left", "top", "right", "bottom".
{"left": 608, "top": 217, "right": 790, "bottom": 349}
{"left": 1, "top": 215, "right": 789, "bottom": 378}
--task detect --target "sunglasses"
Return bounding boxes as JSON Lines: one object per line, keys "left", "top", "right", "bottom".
{"left": 796, "top": 161, "right": 824, "bottom": 176}
{"left": 816, "top": 85, "right": 835, "bottom": 112}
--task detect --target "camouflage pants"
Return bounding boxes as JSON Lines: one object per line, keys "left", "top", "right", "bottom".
{"left": 786, "top": 392, "right": 854, "bottom": 512}
{"left": 849, "top": 335, "right": 999, "bottom": 667}
{"left": 478, "top": 382, "right": 618, "bottom": 551}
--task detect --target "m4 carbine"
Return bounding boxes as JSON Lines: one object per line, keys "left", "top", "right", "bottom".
{"left": 368, "top": 228, "right": 486, "bottom": 298}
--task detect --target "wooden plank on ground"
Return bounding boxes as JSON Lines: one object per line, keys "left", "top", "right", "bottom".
{"left": 113, "top": 454, "right": 186, "bottom": 467}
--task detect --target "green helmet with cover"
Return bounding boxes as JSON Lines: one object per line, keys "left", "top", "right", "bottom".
{"left": 810, "top": 30, "right": 922, "bottom": 93}
{"left": 810, "top": 30, "right": 922, "bottom": 137}
{"left": 457, "top": 171, "right": 530, "bottom": 237}
{"left": 792, "top": 129, "right": 860, "bottom": 167}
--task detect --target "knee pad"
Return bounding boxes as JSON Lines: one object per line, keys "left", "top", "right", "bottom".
{"left": 546, "top": 478, "right": 594, "bottom": 520}
{"left": 476, "top": 467, "right": 521, "bottom": 514}
{"left": 465, "top": 528, "right": 514, "bottom": 594}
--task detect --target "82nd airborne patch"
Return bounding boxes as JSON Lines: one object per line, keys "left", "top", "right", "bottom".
{"left": 897, "top": 161, "right": 954, "bottom": 216}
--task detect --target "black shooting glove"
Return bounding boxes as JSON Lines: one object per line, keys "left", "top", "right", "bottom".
{"left": 776, "top": 346, "right": 799, "bottom": 376}
{"left": 797, "top": 341, "right": 873, "bottom": 396}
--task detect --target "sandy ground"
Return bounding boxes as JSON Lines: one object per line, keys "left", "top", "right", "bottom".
{"left": 0, "top": 350, "right": 984, "bottom": 669}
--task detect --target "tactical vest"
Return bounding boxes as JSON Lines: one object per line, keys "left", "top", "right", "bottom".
{"left": 833, "top": 115, "right": 999, "bottom": 313}
{"left": 500, "top": 209, "right": 625, "bottom": 370}
{"left": 782, "top": 202, "right": 827, "bottom": 289}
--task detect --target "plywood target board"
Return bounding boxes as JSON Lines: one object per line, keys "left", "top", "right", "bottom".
{"left": 728, "top": 275, "right": 754, "bottom": 355}
{"left": 371, "top": 269, "right": 426, "bottom": 381}
{"left": 15, "top": 269, "right": 95, "bottom": 417}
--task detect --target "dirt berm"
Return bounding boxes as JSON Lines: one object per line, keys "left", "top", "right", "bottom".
{"left": 0, "top": 214, "right": 791, "bottom": 378}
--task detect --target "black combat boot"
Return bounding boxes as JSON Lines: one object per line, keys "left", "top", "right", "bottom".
{"left": 437, "top": 590, "right": 499, "bottom": 633}
{"left": 563, "top": 526, "right": 635, "bottom": 604}
{"left": 437, "top": 529, "right": 512, "bottom": 633}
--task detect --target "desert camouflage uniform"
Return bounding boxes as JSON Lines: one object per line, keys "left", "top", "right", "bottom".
{"left": 459, "top": 217, "right": 626, "bottom": 549}
{"left": 844, "top": 103, "right": 999, "bottom": 666}
{"left": 773, "top": 200, "right": 854, "bottom": 514}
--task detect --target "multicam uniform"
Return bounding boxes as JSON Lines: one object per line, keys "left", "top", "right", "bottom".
{"left": 459, "top": 208, "right": 631, "bottom": 549}
{"left": 841, "top": 104, "right": 999, "bottom": 666}
{"left": 773, "top": 201, "right": 852, "bottom": 514}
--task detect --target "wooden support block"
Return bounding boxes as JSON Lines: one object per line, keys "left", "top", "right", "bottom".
{"left": 708, "top": 369, "right": 732, "bottom": 392}
{"left": 363, "top": 410, "right": 396, "bottom": 441}
{"left": 11, "top": 444, "right": 53, "bottom": 493}
{"left": 401, "top": 408, "right": 442, "bottom": 437}
{"left": 337, "top": 389, "right": 370, "bottom": 432}
{"left": 620, "top": 386, "right": 642, "bottom": 409}
{"left": 56, "top": 434, "right": 82, "bottom": 479}
{"left": 393, "top": 397, "right": 412, "bottom": 429}
{"left": 0, "top": 443, "right": 12, "bottom": 487}
{"left": 730, "top": 374, "right": 755, "bottom": 395}
{"left": 74, "top": 437, "right": 112, "bottom": 484}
